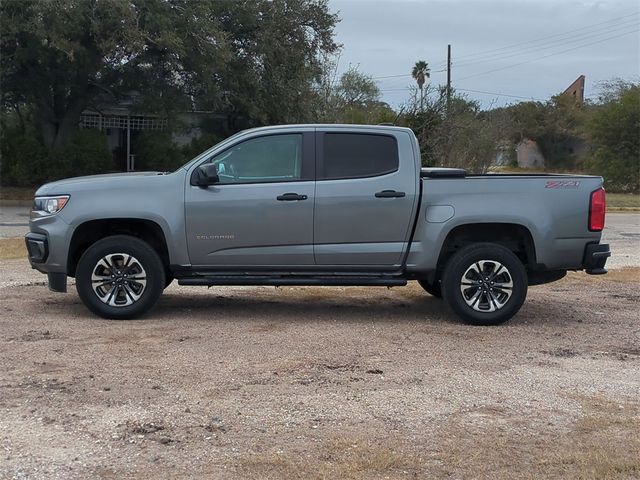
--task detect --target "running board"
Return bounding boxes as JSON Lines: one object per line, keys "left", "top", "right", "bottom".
{"left": 178, "top": 276, "right": 407, "bottom": 287}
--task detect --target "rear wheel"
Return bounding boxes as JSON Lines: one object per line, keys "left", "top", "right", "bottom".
{"left": 441, "top": 243, "right": 527, "bottom": 326}
{"left": 76, "top": 235, "right": 165, "bottom": 319}
{"left": 417, "top": 279, "right": 442, "bottom": 298}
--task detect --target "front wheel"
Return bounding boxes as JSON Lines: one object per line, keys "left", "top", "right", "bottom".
{"left": 76, "top": 235, "right": 165, "bottom": 319}
{"left": 441, "top": 243, "right": 527, "bottom": 326}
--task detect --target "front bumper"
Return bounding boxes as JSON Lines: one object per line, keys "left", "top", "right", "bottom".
{"left": 583, "top": 243, "right": 611, "bottom": 275}
{"left": 25, "top": 230, "right": 68, "bottom": 293}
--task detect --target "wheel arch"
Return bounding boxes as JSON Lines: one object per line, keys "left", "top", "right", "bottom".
{"left": 67, "top": 218, "right": 171, "bottom": 278}
{"left": 432, "top": 222, "right": 537, "bottom": 282}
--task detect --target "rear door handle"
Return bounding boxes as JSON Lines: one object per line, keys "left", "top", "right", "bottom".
{"left": 277, "top": 192, "right": 308, "bottom": 201}
{"left": 375, "top": 190, "right": 406, "bottom": 198}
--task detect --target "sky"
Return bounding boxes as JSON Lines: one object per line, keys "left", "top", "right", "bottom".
{"left": 328, "top": 0, "right": 640, "bottom": 109}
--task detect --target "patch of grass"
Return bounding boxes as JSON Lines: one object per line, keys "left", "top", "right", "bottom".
{"left": 234, "top": 395, "right": 640, "bottom": 479}
{"left": 554, "top": 446, "right": 640, "bottom": 480}
{"left": 248, "top": 322, "right": 287, "bottom": 333}
{"left": 572, "top": 394, "right": 640, "bottom": 434}
{"left": 431, "top": 393, "right": 640, "bottom": 480}
{"left": 0, "top": 237, "right": 26, "bottom": 260}
{"left": 0, "top": 186, "right": 35, "bottom": 201}
{"left": 552, "top": 394, "right": 640, "bottom": 480}
{"left": 235, "top": 436, "right": 427, "bottom": 479}
{"left": 567, "top": 267, "right": 640, "bottom": 283}
{"left": 607, "top": 193, "right": 640, "bottom": 211}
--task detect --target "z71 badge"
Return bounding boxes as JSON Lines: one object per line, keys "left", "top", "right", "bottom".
{"left": 545, "top": 180, "right": 580, "bottom": 189}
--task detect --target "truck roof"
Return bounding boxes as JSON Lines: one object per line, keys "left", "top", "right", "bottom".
{"left": 240, "top": 124, "right": 415, "bottom": 134}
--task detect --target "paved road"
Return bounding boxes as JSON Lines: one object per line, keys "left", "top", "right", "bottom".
{"left": 1, "top": 204, "right": 638, "bottom": 267}
{"left": 601, "top": 213, "right": 640, "bottom": 268}
{"left": 0, "top": 204, "right": 30, "bottom": 238}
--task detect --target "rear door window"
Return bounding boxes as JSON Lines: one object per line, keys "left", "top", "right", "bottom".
{"left": 320, "top": 133, "right": 399, "bottom": 180}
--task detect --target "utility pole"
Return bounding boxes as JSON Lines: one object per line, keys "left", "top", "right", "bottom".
{"left": 446, "top": 44, "right": 452, "bottom": 113}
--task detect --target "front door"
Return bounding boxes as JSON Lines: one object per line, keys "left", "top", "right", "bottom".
{"left": 185, "top": 132, "right": 315, "bottom": 267}
{"left": 313, "top": 130, "right": 419, "bottom": 266}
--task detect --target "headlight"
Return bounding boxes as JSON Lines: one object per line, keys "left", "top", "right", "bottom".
{"left": 32, "top": 195, "right": 70, "bottom": 216}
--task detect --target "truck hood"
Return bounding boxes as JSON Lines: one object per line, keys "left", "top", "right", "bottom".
{"left": 35, "top": 171, "right": 166, "bottom": 196}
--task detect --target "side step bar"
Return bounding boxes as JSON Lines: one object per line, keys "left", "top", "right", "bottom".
{"left": 178, "top": 276, "right": 407, "bottom": 287}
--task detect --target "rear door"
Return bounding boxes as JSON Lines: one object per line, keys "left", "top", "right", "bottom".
{"left": 313, "top": 129, "right": 419, "bottom": 266}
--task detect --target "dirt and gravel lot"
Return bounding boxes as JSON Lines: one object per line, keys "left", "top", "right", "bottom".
{"left": 0, "top": 212, "right": 639, "bottom": 479}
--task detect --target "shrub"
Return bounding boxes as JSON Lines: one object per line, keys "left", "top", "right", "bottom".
{"left": 1, "top": 127, "right": 50, "bottom": 186}
{"left": 585, "top": 85, "right": 640, "bottom": 193}
{"left": 0, "top": 128, "right": 113, "bottom": 186}
{"left": 55, "top": 129, "right": 114, "bottom": 179}
{"left": 181, "top": 133, "right": 222, "bottom": 161}
{"left": 133, "top": 131, "right": 186, "bottom": 171}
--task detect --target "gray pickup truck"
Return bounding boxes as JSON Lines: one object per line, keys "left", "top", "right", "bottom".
{"left": 25, "top": 124, "right": 610, "bottom": 325}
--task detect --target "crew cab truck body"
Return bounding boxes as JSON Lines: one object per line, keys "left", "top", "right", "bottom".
{"left": 26, "top": 124, "right": 611, "bottom": 325}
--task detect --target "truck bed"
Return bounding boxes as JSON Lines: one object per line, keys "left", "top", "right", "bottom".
{"left": 406, "top": 173, "right": 604, "bottom": 273}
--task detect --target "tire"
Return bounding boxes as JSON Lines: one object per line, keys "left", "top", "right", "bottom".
{"left": 441, "top": 243, "right": 527, "bottom": 326}
{"left": 417, "top": 279, "right": 442, "bottom": 298}
{"left": 164, "top": 275, "right": 174, "bottom": 289}
{"left": 76, "top": 235, "right": 165, "bottom": 320}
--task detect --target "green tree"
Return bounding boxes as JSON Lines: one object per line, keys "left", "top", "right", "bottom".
{"left": 214, "top": 0, "right": 338, "bottom": 126}
{"left": 336, "top": 67, "right": 381, "bottom": 108}
{"left": 586, "top": 83, "right": 640, "bottom": 192}
{"left": 401, "top": 85, "right": 510, "bottom": 172}
{"left": 320, "top": 66, "right": 395, "bottom": 124}
{"left": 0, "top": 0, "right": 339, "bottom": 148}
{"left": 1, "top": 0, "right": 229, "bottom": 148}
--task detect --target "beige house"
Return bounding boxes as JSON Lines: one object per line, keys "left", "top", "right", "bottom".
{"left": 516, "top": 139, "right": 545, "bottom": 168}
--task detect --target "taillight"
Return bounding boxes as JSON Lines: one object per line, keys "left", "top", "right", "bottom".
{"left": 589, "top": 188, "right": 606, "bottom": 231}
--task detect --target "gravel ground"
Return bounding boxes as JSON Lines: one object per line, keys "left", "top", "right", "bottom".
{"left": 1, "top": 257, "right": 639, "bottom": 479}
{"left": 1, "top": 209, "right": 638, "bottom": 478}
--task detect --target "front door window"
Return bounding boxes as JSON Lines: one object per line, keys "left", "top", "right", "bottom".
{"left": 210, "top": 134, "right": 303, "bottom": 184}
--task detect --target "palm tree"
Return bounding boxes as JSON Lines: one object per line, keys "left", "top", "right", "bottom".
{"left": 411, "top": 60, "right": 430, "bottom": 110}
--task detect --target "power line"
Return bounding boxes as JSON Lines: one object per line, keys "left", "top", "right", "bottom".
{"left": 456, "top": 88, "right": 546, "bottom": 102}
{"left": 372, "top": 69, "right": 446, "bottom": 80}
{"left": 457, "top": 27, "right": 639, "bottom": 81}
{"left": 452, "top": 19, "right": 639, "bottom": 68}
{"left": 379, "top": 80, "right": 413, "bottom": 90}
{"left": 379, "top": 87, "right": 413, "bottom": 92}
{"left": 379, "top": 85, "right": 547, "bottom": 102}
{"left": 372, "top": 74, "right": 411, "bottom": 80}
{"left": 441, "top": 11, "right": 639, "bottom": 64}
{"left": 369, "top": 12, "right": 639, "bottom": 85}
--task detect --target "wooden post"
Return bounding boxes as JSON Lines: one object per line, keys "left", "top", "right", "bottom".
{"left": 126, "top": 115, "right": 131, "bottom": 172}
{"left": 446, "top": 44, "right": 452, "bottom": 114}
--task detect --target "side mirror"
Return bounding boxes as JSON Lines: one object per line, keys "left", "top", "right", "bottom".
{"left": 194, "top": 163, "right": 219, "bottom": 187}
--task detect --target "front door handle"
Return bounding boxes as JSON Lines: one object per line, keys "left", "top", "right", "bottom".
{"left": 375, "top": 190, "right": 406, "bottom": 198}
{"left": 277, "top": 192, "right": 308, "bottom": 201}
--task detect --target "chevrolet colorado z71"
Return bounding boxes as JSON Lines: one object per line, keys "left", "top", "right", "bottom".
{"left": 26, "top": 124, "right": 611, "bottom": 325}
